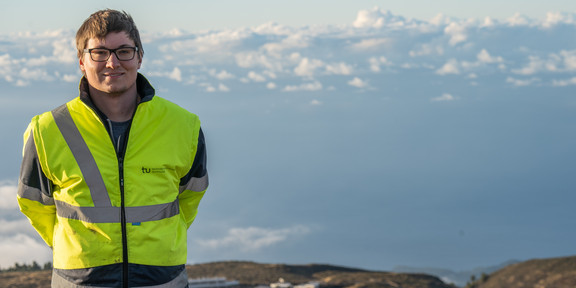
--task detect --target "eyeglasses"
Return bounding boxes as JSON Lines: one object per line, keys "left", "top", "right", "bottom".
{"left": 83, "top": 47, "right": 139, "bottom": 62}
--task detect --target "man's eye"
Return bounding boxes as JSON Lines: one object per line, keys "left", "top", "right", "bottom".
{"left": 117, "top": 49, "right": 132, "bottom": 55}
{"left": 92, "top": 50, "right": 108, "bottom": 55}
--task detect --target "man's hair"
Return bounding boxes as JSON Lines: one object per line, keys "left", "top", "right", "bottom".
{"left": 76, "top": 9, "right": 144, "bottom": 59}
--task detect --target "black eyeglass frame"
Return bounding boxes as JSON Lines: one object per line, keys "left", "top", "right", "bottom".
{"left": 83, "top": 47, "right": 139, "bottom": 62}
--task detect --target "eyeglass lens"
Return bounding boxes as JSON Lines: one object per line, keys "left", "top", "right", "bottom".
{"left": 90, "top": 48, "right": 136, "bottom": 62}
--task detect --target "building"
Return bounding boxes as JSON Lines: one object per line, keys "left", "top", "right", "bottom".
{"left": 188, "top": 277, "right": 240, "bottom": 288}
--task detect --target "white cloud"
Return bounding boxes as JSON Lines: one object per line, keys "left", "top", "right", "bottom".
{"left": 310, "top": 99, "right": 322, "bottom": 106}
{"left": 325, "top": 62, "right": 354, "bottom": 75}
{"left": 283, "top": 81, "right": 323, "bottom": 92}
{"left": 0, "top": 234, "right": 52, "bottom": 268}
{"left": 169, "top": 67, "right": 182, "bottom": 82}
{"left": 294, "top": 58, "right": 324, "bottom": 78}
{"left": 506, "top": 77, "right": 541, "bottom": 86}
{"left": 266, "top": 82, "right": 277, "bottom": 89}
{"left": 409, "top": 44, "right": 444, "bottom": 57}
{"left": 247, "top": 71, "right": 266, "bottom": 82}
{"left": 196, "top": 225, "right": 310, "bottom": 252}
{"left": 209, "top": 69, "right": 235, "bottom": 80}
{"left": 552, "top": 77, "right": 576, "bottom": 87}
{"left": 436, "top": 59, "right": 461, "bottom": 75}
{"left": 0, "top": 182, "right": 18, "bottom": 209}
{"left": 507, "top": 13, "right": 534, "bottom": 26}
{"left": 353, "top": 7, "right": 407, "bottom": 29}
{"left": 369, "top": 56, "right": 391, "bottom": 72}
{"left": 431, "top": 93, "right": 457, "bottom": 102}
{"left": 444, "top": 22, "right": 468, "bottom": 46}
{"left": 348, "top": 77, "right": 369, "bottom": 88}
{"left": 218, "top": 83, "right": 230, "bottom": 92}
{"left": 477, "top": 49, "right": 504, "bottom": 64}
{"left": 351, "top": 38, "right": 390, "bottom": 51}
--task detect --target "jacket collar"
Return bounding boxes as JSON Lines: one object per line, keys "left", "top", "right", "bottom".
{"left": 78, "top": 73, "right": 156, "bottom": 108}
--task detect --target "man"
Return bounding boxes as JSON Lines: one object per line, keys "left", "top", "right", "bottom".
{"left": 17, "top": 9, "right": 208, "bottom": 288}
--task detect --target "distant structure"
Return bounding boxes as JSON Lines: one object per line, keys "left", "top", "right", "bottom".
{"left": 270, "top": 278, "right": 292, "bottom": 288}
{"left": 269, "top": 278, "right": 320, "bottom": 288}
{"left": 294, "top": 283, "right": 320, "bottom": 288}
{"left": 188, "top": 277, "right": 240, "bottom": 288}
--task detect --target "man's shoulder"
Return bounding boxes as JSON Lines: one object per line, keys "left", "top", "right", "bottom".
{"left": 148, "top": 96, "right": 199, "bottom": 118}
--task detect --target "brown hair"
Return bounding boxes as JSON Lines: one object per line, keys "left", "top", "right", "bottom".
{"left": 76, "top": 9, "right": 144, "bottom": 59}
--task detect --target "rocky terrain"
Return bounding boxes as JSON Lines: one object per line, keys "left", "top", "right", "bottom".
{"left": 186, "top": 261, "right": 455, "bottom": 288}
{"left": 1, "top": 256, "right": 575, "bottom": 288}
{"left": 472, "top": 255, "right": 576, "bottom": 288}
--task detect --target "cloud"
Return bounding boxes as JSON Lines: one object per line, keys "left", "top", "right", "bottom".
{"left": 431, "top": 93, "right": 457, "bottom": 102}
{"left": 444, "top": 22, "right": 468, "bottom": 46}
{"left": 353, "top": 7, "right": 408, "bottom": 29}
{"left": 310, "top": 99, "right": 322, "bottom": 106}
{"left": 0, "top": 234, "right": 52, "bottom": 268}
{"left": 0, "top": 182, "right": 18, "bottom": 209}
{"left": 552, "top": 77, "right": 576, "bottom": 86}
{"left": 507, "top": 77, "right": 541, "bottom": 86}
{"left": 351, "top": 38, "right": 391, "bottom": 51}
{"left": 209, "top": 69, "right": 235, "bottom": 80}
{"left": 283, "top": 81, "right": 323, "bottom": 92}
{"left": 348, "top": 77, "right": 369, "bottom": 88}
{"left": 247, "top": 71, "right": 267, "bottom": 82}
{"left": 0, "top": 7, "right": 575, "bottom": 97}
{"left": 436, "top": 59, "right": 461, "bottom": 75}
{"left": 325, "top": 62, "right": 354, "bottom": 75}
{"left": 477, "top": 49, "right": 504, "bottom": 64}
{"left": 196, "top": 225, "right": 310, "bottom": 252}
{"left": 294, "top": 58, "right": 325, "bottom": 78}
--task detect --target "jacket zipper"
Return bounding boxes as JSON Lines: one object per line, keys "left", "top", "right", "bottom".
{"left": 107, "top": 119, "right": 131, "bottom": 288}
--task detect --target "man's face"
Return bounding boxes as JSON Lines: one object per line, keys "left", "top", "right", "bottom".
{"left": 79, "top": 31, "right": 142, "bottom": 96}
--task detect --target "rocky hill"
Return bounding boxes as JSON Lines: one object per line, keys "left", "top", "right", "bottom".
{"left": 471, "top": 255, "right": 576, "bottom": 288}
{"left": 0, "top": 261, "right": 454, "bottom": 288}
{"left": 186, "top": 261, "right": 456, "bottom": 288}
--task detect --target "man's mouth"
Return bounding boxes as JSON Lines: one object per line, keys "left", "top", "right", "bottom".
{"left": 103, "top": 72, "right": 124, "bottom": 78}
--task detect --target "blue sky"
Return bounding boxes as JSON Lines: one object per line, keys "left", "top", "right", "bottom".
{"left": 1, "top": 0, "right": 576, "bottom": 277}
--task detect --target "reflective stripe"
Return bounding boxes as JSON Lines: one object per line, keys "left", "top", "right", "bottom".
{"left": 51, "top": 104, "right": 112, "bottom": 207}
{"left": 179, "top": 174, "right": 209, "bottom": 193}
{"left": 18, "top": 183, "right": 55, "bottom": 206}
{"left": 55, "top": 199, "right": 179, "bottom": 223}
{"left": 52, "top": 265, "right": 189, "bottom": 288}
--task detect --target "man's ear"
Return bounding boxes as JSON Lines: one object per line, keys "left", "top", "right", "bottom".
{"left": 79, "top": 56, "right": 86, "bottom": 73}
{"left": 137, "top": 54, "right": 143, "bottom": 69}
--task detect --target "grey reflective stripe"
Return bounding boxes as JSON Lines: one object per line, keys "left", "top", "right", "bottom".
{"left": 52, "top": 265, "right": 189, "bottom": 288}
{"left": 18, "top": 183, "right": 55, "bottom": 206}
{"left": 55, "top": 199, "right": 179, "bottom": 223}
{"left": 179, "top": 174, "right": 209, "bottom": 193}
{"left": 51, "top": 104, "right": 112, "bottom": 207}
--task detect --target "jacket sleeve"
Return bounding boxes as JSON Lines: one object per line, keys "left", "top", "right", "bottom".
{"left": 179, "top": 127, "right": 208, "bottom": 228}
{"left": 17, "top": 123, "right": 57, "bottom": 248}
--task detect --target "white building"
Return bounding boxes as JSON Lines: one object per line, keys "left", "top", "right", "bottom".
{"left": 188, "top": 277, "right": 240, "bottom": 288}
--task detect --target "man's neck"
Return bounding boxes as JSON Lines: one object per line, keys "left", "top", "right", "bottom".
{"left": 89, "top": 86, "right": 140, "bottom": 122}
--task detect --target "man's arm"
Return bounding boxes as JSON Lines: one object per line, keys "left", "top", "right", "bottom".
{"left": 179, "top": 128, "right": 208, "bottom": 228}
{"left": 17, "top": 124, "right": 57, "bottom": 248}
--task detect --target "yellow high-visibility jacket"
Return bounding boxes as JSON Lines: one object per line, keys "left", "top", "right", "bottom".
{"left": 17, "top": 74, "right": 208, "bottom": 288}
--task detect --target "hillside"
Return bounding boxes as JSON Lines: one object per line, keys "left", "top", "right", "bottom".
{"left": 186, "top": 261, "right": 456, "bottom": 288}
{"left": 0, "top": 261, "right": 455, "bottom": 288}
{"left": 474, "top": 255, "right": 576, "bottom": 288}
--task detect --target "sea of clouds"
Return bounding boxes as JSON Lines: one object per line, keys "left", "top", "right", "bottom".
{"left": 1, "top": 7, "right": 575, "bottom": 270}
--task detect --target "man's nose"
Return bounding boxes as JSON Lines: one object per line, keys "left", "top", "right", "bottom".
{"left": 106, "top": 52, "right": 120, "bottom": 67}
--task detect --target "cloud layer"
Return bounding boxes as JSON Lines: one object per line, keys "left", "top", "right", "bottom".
{"left": 1, "top": 7, "right": 575, "bottom": 94}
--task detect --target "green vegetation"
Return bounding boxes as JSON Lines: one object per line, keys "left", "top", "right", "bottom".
{"left": 0, "top": 261, "right": 52, "bottom": 272}
{"left": 464, "top": 273, "right": 489, "bottom": 288}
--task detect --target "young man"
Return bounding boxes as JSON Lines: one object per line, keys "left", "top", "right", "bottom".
{"left": 17, "top": 9, "right": 208, "bottom": 288}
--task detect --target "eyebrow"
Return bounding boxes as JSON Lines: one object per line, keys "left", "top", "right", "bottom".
{"left": 89, "top": 44, "right": 135, "bottom": 49}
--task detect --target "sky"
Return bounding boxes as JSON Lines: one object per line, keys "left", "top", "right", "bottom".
{"left": 1, "top": 0, "right": 576, "bottom": 278}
